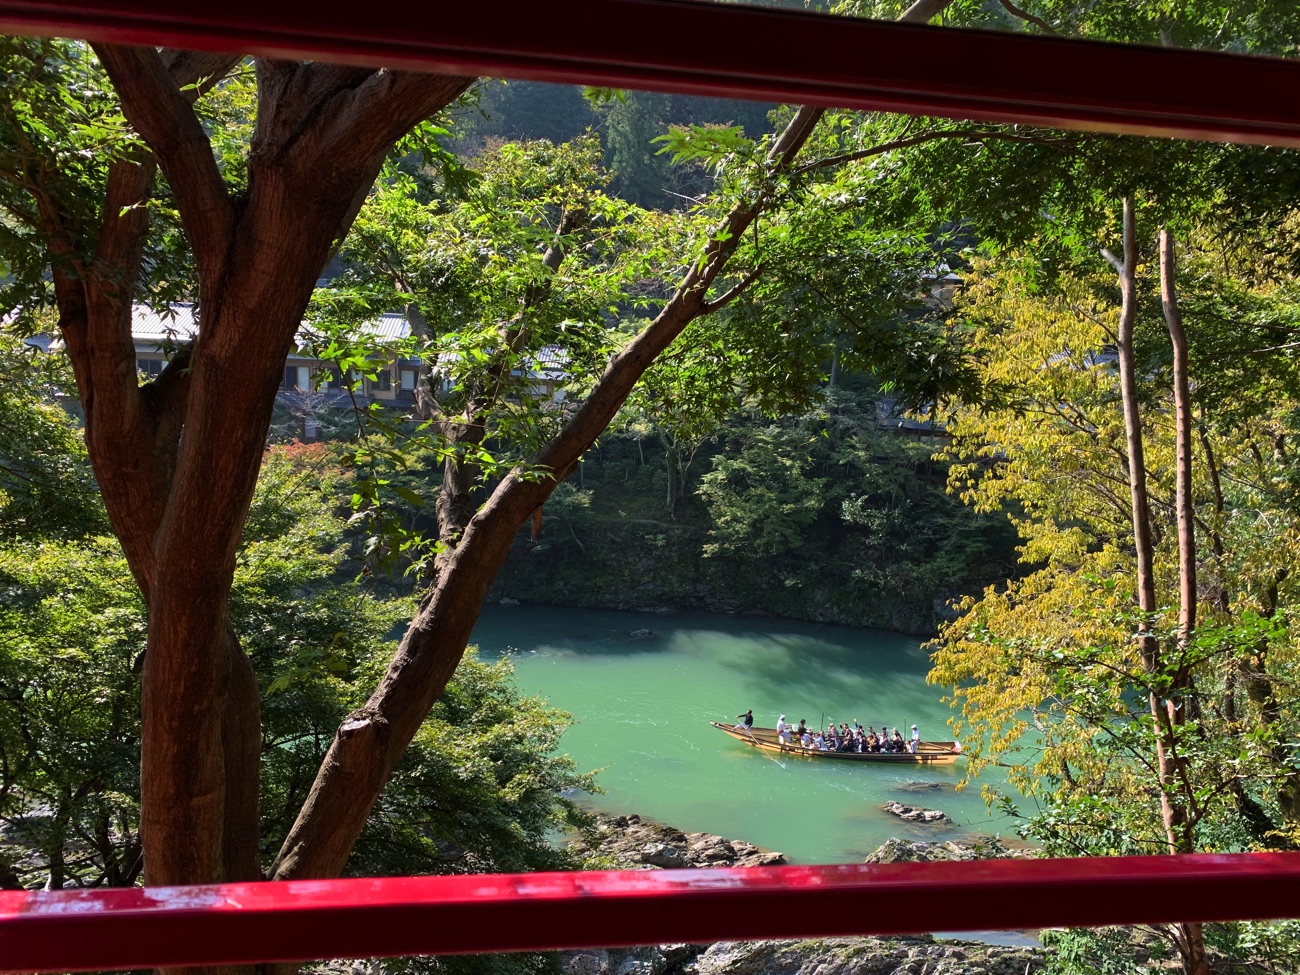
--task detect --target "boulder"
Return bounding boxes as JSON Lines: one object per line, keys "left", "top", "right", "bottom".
{"left": 572, "top": 813, "right": 784, "bottom": 870}
{"left": 564, "top": 951, "right": 609, "bottom": 975}
{"left": 641, "top": 843, "right": 690, "bottom": 869}
{"left": 865, "top": 835, "right": 1037, "bottom": 864}
{"left": 734, "top": 850, "right": 786, "bottom": 867}
{"left": 690, "top": 938, "right": 1045, "bottom": 975}
{"left": 685, "top": 833, "right": 736, "bottom": 864}
{"left": 882, "top": 800, "right": 950, "bottom": 824}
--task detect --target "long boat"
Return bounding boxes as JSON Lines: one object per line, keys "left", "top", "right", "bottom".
{"left": 710, "top": 722, "right": 963, "bottom": 765}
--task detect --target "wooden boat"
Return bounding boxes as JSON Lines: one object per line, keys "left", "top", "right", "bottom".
{"left": 710, "top": 722, "right": 963, "bottom": 764}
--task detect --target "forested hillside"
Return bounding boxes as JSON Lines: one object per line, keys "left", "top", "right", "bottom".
{"left": 491, "top": 390, "right": 1016, "bottom": 634}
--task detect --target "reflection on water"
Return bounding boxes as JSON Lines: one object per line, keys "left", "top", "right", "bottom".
{"left": 471, "top": 604, "right": 1016, "bottom": 865}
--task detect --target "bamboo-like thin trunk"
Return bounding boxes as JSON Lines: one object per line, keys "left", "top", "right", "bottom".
{"left": 1159, "top": 225, "right": 1210, "bottom": 975}
{"left": 1162, "top": 228, "right": 1196, "bottom": 654}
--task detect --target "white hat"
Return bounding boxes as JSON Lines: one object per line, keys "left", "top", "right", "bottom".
{"left": 912, "top": 724, "right": 918, "bottom": 729}
{"left": 780, "top": 715, "right": 785, "bottom": 720}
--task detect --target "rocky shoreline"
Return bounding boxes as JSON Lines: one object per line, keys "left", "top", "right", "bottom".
{"left": 569, "top": 813, "right": 787, "bottom": 869}
{"left": 562, "top": 814, "right": 1044, "bottom": 975}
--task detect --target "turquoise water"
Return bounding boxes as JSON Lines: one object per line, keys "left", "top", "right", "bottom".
{"left": 470, "top": 605, "right": 1016, "bottom": 865}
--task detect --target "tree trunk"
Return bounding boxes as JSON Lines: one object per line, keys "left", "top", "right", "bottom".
{"left": 1159, "top": 226, "right": 1210, "bottom": 975}
{"left": 659, "top": 429, "right": 679, "bottom": 516}
{"left": 1162, "top": 228, "right": 1195, "bottom": 659}
{"left": 35, "top": 53, "right": 472, "bottom": 966}
{"left": 1113, "top": 203, "right": 1205, "bottom": 975}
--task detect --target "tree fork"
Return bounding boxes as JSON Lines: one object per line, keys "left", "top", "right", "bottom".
{"left": 38, "top": 43, "right": 472, "bottom": 920}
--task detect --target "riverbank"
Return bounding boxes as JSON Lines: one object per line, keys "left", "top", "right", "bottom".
{"left": 562, "top": 813, "right": 1045, "bottom": 975}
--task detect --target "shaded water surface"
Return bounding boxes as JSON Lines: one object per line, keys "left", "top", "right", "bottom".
{"left": 471, "top": 604, "right": 1014, "bottom": 865}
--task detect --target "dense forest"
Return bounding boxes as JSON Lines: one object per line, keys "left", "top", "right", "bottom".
{"left": 5, "top": 2, "right": 1300, "bottom": 974}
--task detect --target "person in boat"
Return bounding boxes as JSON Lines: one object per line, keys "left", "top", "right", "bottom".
{"left": 910, "top": 724, "right": 921, "bottom": 754}
{"left": 891, "top": 728, "right": 904, "bottom": 752}
{"left": 734, "top": 709, "right": 754, "bottom": 732}
{"left": 800, "top": 729, "right": 813, "bottom": 748}
{"left": 796, "top": 719, "right": 808, "bottom": 737}
{"left": 952, "top": 739, "right": 963, "bottom": 754}
{"left": 814, "top": 732, "right": 827, "bottom": 750}
{"left": 777, "top": 714, "right": 791, "bottom": 743}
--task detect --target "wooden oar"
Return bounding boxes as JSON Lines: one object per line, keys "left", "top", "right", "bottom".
{"left": 742, "top": 725, "right": 788, "bottom": 768}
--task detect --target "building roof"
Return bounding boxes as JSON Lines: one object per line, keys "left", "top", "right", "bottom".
{"left": 127, "top": 306, "right": 566, "bottom": 378}
{"left": 132, "top": 304, "right": 200, "bottom": 346}
{"left": 298, "top": 312, "right": 411, "bottom": 347}
{"left": 129, "top": 304, "right": 412, "bottom": 352}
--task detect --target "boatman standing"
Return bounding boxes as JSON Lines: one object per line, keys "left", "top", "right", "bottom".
{"left": 910, "top": 724, "right": 921, "bottom": 754}
{"left": 776, "top": 714, "right": 791, "bottom": 742}
{"left": 734, "top": 709, "right": 754, "bottom": 732}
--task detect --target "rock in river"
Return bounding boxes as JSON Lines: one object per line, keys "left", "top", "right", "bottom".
{"left": 882, "top": 800, "right": 950, "bottom": 824}
{"left": 572, "top": 813, "right": 786, "bottom": 869}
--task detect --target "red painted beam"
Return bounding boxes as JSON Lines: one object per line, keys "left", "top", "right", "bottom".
{"left": 3, "top": 855, "right": 1300, "bottom": 973}
{"left": 1, "top": 0, "right": 1300, "bottom": 147}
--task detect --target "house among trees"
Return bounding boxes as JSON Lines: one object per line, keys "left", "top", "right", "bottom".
{"left": 27, "top": 304, "right": 570, "bottom": 439}
{"left": 123, "top": 304, "right": 422, "bottom": 406}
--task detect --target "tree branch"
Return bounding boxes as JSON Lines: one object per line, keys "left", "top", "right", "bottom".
{"left": 701, "top": 264, "right": 765, "bottom": 315}
{"left": 93, "top": 43, "right": 235, "bottom": 282}
{"left": 279, "top": 66, "right": 473, "bottom": 177}
{"left": 161, "top": 50, "right": 242, "bottom": 97}
{"left": 997, "top": 0, "right": 1058, "bottom": 34}
{"left": 793, "top": 128, "right": 1075, "bottom": 176}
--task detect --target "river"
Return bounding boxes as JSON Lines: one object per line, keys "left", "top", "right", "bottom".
{"left": 470, "top": 604, "right": 1017, "bottom": 865}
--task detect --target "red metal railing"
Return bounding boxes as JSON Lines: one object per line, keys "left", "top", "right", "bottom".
{"left": 1, "top": 0, "right": 1300, "bottom": 147}
{"left": 4, "top": 854, "right": 1300, "bottom": 973}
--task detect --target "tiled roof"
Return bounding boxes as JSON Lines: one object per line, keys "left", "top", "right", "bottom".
{"left": 360, "top": 312, "right": 411, "bottom": 343}
{"left": 125, "top": 306, "right": 564, "bottom": 377}
{"left": 534, "top": 344, "right": 568, "bottom": 373}
{"left": 431, "top": 343, "right": 570, "bottom": 380}
{"left": 129, "top": 304, "right": 413, "bottom": 348}
{"left": 132, "top": 304, "right": 200, "bottom": 345}
{"left": 297, "top": 312, "right": 411, "bottom": 347}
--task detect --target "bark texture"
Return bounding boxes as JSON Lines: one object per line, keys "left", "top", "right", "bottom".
{"left": 42, "top": 46, "right": 471, "bottom": 917}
